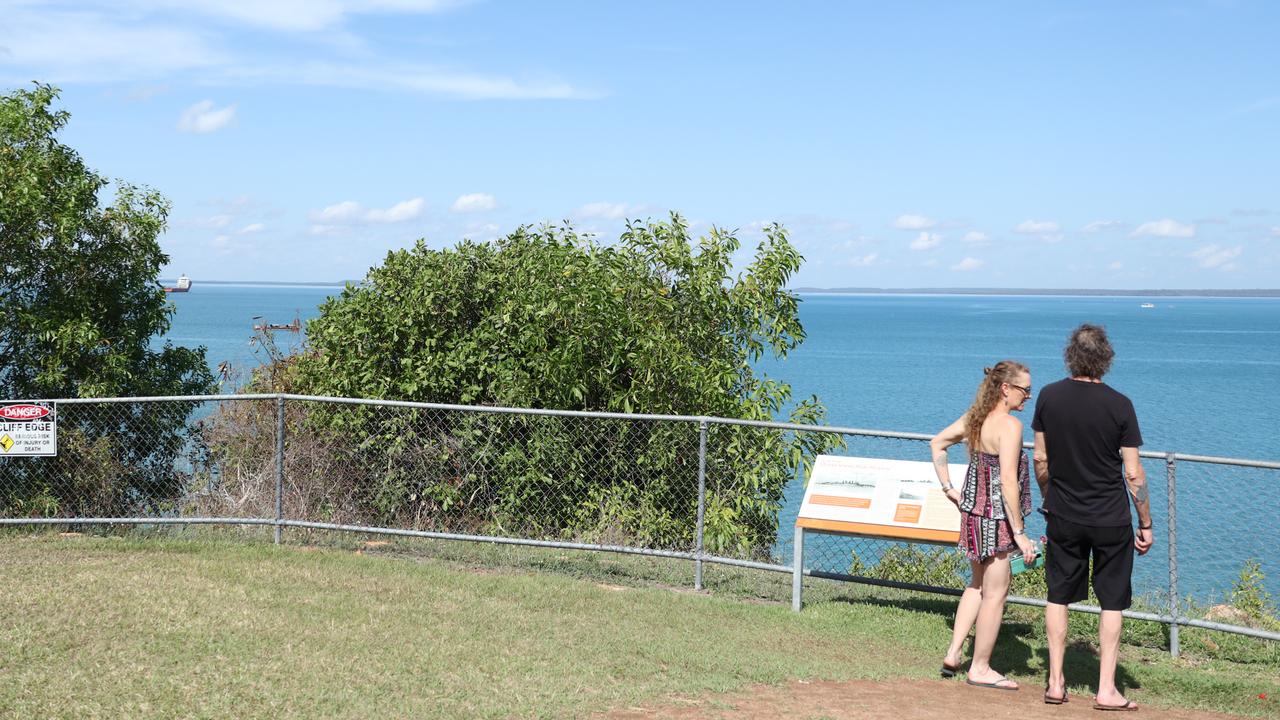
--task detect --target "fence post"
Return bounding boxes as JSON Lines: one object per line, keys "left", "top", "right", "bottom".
{"left": 1166, "top": 453, "right": 1179, "bottom": 659}
{"left": 694, "top": 420, "right": 708, "bottom": 590}
{"left": 274, "top": 396, "right": 285, "bottom": 546}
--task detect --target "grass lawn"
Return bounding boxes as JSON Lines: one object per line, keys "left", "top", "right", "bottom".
{"left": 1, "top": 532, "right": 1277, "bottom": 719}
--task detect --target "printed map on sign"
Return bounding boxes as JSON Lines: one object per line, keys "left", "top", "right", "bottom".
{"left": 796, "top": 455, "right": 965, "bottom": 544}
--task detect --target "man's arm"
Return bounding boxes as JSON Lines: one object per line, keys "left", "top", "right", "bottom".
{"left": 1033, "top": 431, "right": 1050, "bottom": 498}
{"left": 1122, "top": 446, "right": 1154, "bottom": 554}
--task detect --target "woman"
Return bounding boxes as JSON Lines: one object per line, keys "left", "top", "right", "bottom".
{"left": 929, "top": 360, "right": 1036, "bottom": 691}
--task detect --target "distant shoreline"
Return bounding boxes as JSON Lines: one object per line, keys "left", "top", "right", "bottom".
{"left": 161, "top": 279, "right": 355, "bottom": 288}
{"left": 162, "top": 280, "right": 1280, "bottom": 298}
{"left": 793, "top": 287, "right": 1280, "bottom": 298}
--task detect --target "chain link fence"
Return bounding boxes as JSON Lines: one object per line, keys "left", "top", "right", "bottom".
{"left": 2, "top": 394, "right": 1277, "bottom": 654}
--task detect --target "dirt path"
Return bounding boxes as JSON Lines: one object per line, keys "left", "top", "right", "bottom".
{"left": 599, "top": 678, "right": 1264, "bottom": 719}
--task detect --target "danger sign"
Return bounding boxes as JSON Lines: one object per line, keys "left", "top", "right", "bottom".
{"left": 0, "top": 402, "right": 57, "bottom": 456}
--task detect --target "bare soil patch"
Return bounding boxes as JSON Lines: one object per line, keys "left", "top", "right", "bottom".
{"left": 599, "top": 678, "right": 1263, "bottom": 719}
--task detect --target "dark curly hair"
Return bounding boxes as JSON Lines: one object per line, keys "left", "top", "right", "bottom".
{"left": 1064, "top": 323, "right": 1114, "bottom": 378}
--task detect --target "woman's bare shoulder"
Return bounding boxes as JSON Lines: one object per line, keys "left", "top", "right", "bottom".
{"left": 985, "top": 413, "right": 1023, "bottom": 436}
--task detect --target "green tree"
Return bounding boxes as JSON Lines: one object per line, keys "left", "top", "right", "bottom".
{"left": 266, "top": 217, "right": 836, "bottom": 556}
{"left": 0, "top": 84, "right": 215, "bottom": 516}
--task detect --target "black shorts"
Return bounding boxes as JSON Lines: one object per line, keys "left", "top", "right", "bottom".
{"left": 1045, "top": 514, "right": 1134, "bottom": 611}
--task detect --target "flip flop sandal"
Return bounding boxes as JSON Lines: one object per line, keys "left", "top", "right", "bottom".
{"left": 1044, "top": 689, "right": 1069, "bottom": 705}
{"left": 966, "top": 677, "right": 1018, "bottom": 691}
{"left": 940, "top": 663, "right": 961, "bottom": 679}
{"left": 1092, "top": 700, "right": 1139, "bottom": 711}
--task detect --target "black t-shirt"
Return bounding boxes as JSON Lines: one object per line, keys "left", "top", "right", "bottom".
{"left": 1031, "top": 378, "right": 1143, "bottom": 527}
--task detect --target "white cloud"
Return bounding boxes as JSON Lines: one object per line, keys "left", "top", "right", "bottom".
{"left": 893, "top": 214, "right": 936, "bottom": 230}
{"left": 951, "top": 257, "right": 983, "bottom": 271}
{"left": 310, "top": 197, "right": 425, "bottom": 227}
{"left": 1189, "top": 244, "right": 1242, "bottom": 269}
{"left": 236, "top": 222, "right": 264, "bottom": 234}
{"left": 186, "top": 214, "right": 232, "bottom": 228}
{"left": 1107, "top": 261, "right": 1123, "bottom": 271}
{"left": 0, "top": 9, "right": 225, "bottom": 83}
{"left": 140, "top": 0, "right": 461, "bottom": 33}
{"left": 909, "top": 232, "right": 942, "bottom": 251}
{"left": 314, "top": 201, "right": 365, "bottom": 223}
{"left": 847, "top": 252, "right": 878, "bottom": 267}
{"left": 962, "top": 231, "right": 989, "bottom": 244}
{"left": 575, "top": 202, "right": 645, "bottom": 220}
{"left": 1270, "top": 227, "right": 1280, "bottom": 237}
{"left": 241, "top": 62, "right": 585, "bottom": 99}
{"left": 1082, "top": 220, "right": 1127, "bottom": 233}
{"left": 451, "top": 193, "right": 498, "bottom": 213}
{"left": 178, "top": 100, "right": 237, "bottom": 133}
{"left": 1014, "top": 220, "right": 1060, "bottom": 234}
{"left": 366, "top": 198, "right": 425, "bottom": 222}
{"left": 1132, "top": 219, "right": 1196, "bottom": 238}
{"left": 0, "top": 4, "right": 587, "bottom": 100}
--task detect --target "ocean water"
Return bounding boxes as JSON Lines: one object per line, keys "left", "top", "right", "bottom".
{"left": 756, "top": 294, "right": 1280, "bottom": 600}
{"left": 163, "top": 287, "right": 1280, "bottom": 600}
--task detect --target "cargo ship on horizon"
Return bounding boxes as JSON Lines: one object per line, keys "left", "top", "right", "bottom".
{"left": 163, "top": 275, "right": 192, "bottom": 293}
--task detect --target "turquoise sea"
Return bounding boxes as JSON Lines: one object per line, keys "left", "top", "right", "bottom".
{"left": 163, "top": 286, "right": 1280, "bottom": 600}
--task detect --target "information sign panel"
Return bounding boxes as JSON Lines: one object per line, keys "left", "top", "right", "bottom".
{"left": 796, "top": 454, "right": 965, "bottom": 544}
{"left": 0, "top": 402, "right": 58, "bottom": 456}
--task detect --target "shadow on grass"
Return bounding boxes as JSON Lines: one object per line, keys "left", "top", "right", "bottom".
{"left": 825, "top": 591, "right": 1142, "bottom": 693}
{"left": 1034, "top": 641, "right": 1143, "bottom": 697}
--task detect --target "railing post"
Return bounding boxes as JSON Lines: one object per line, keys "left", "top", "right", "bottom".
{"left": 275, "top": 396, "right": 285, "bottom": 545}
{"left": 1166, "top": 453, "right": 1179, "bottom": 659}
{"left": 792, "top": 526, "right": 804, "bottom": 611}
{"left": 694, "top": 420, "right": 708, "bottom": 590}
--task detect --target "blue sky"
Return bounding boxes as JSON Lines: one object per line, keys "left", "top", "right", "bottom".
{"left": 3, "top": 1, "right": 1278, "bottom": 288}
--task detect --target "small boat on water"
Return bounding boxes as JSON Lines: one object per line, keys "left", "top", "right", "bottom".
{"left": 253, "top": 314, "right": 301, "bottom": 332}
{"left": 1140, "top": 302, "right": 1155, "bottom": 308}
{"left": 164, "top": 275, "right": 192, "bottom": 293}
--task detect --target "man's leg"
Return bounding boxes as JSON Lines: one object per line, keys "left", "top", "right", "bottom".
{"left": 1045, "top": 602, "right": 1069, "bottom": 699}
{"left": 1095, "top": 610, "right": 1129, "bottom": 706}
{"left": 1090, "top": 524, "right": 1137, "bottom": 708}
{"left": 1044, "top": 515, "right": 1089, "bottom": 700}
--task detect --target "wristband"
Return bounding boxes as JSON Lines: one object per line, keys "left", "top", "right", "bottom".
{"left": 1013, "top": 529, "right": 1026, "bottom": 537}
{"left": 1138, "top": 523, "right": 1152, "bottom": 530}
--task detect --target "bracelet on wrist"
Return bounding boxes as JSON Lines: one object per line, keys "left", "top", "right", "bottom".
{"left": 1013, "top": 529, "right": 1026, "bottom": 537}
{"left": 1138, "top": 523, "right": 1152, "bottom": 530}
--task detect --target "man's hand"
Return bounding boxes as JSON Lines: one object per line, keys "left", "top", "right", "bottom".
{"left": 1135, "top": 527, "right": 1154, "bottom": 555}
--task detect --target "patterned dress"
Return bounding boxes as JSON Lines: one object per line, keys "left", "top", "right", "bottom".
{"left": 957, "top": 450, "right": 1032, "bottom": 562}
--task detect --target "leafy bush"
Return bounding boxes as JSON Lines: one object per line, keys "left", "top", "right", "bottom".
{"left": 201, "top": 217, "right": 836, "bottom": 554}
{"left": 1, "top": 85, "right": 214, "bottom": 517}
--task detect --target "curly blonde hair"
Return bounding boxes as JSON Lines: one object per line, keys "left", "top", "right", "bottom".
{"left": 964, "top": 360, "right": 1029, "bottom": 453}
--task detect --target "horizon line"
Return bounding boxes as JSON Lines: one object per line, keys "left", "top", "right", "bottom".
{"left": 164, "top": 279, "right": 1280, "bottom": 297}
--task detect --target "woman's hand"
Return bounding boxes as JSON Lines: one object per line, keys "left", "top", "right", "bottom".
{"left": 944, "top": 487, "right": 962, "bottom": 507}
{"left": 1014, "top": 532, "right": 1037, "bottom": 563}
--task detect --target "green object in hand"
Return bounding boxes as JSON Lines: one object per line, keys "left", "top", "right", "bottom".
{"left": 1010, "top": 539, "right": 1046, "bottom": 575}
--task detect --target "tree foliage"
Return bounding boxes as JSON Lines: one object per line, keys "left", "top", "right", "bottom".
{"left": 0, "top": 85, "right": 214, "bottom": 515}
{"left": 275, "top": 217, "right": 837, "bottom": 555}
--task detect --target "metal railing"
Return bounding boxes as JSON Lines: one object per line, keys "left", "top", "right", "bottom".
{"left": 2, "top": 393, "right": 1277, "bottom": 657}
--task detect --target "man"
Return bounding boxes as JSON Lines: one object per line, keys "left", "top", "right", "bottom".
{"left": 1033, "top": 324, "right": 1154, "bottom": 711}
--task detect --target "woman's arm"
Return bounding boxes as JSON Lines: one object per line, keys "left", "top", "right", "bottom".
{"left": 998, "top": 416, "right": 1035, "bottom": 559}
{"left": 930, "top": 414, "right": 966, "bottom": 504}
